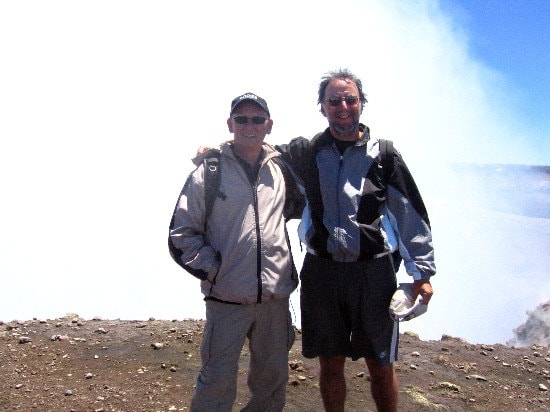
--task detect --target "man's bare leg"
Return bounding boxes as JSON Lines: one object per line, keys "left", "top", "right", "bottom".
{"left": 365, "top": 358, "right": 398, "bottom": 412}
{"left": 319, "top": 355, "right": 346, "bottom": 412}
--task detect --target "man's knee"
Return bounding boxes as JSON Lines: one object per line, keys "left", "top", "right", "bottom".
{"left": 365, "top": 359, "right": 396, "bottom": 381}
{"left": 319, "top": 355, "right": 346, "bottom": 378}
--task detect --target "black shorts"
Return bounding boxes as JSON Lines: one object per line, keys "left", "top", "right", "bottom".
{"left": 300, "top": 253, "right": 399, "bottom": 364}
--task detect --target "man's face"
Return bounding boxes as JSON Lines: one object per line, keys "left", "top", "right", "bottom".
{"left": 227, "top": 102, "right": 273, "bottom": 151}
{"left": 320, "top": 79, "right": 363, "bottom": 140}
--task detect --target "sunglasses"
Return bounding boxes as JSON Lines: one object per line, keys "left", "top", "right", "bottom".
{"left": 325, "top": 95, "right": 360, "bottom": 107}
{"left": 232, "top": 116, "right": 268, "bottom": 125}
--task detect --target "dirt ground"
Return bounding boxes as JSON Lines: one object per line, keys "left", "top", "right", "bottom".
{"left": 1, "top": 315, "right": 548, "bottom": 411}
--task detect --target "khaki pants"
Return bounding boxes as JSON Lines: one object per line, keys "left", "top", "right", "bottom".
{"left": 190, "top": 298, "right": 294, "bottom": 412}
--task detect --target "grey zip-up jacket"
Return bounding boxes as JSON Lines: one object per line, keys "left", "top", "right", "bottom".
{"left": 277, "top": 125, "right": 436, "bottom": 280}
{"left": 169, "top": 142, "right": 299, "bottom": 304}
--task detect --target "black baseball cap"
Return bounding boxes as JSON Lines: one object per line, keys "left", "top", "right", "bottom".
{"left": 230, "top": 92, "right": 270, "bottom": 117}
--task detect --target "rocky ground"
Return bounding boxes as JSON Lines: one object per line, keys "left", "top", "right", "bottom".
{"left": 1, "top": 314, "right": 549, "bottom": 411}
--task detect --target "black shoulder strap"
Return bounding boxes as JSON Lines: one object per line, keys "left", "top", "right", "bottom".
{"left": 380, "top": 139, "right": 394, "bottom": 183}
{"left": 203, "top": 152, "right": 222, "bottom": 225}
{"left": 380, "top": 139, "right": 403, "bottom": 272}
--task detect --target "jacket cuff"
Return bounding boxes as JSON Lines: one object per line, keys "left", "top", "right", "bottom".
{"left": 411, "top": 271, "right": 432, "bottom": 281}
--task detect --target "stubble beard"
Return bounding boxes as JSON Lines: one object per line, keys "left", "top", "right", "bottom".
{"left": 330, "top": 118, "right": 360, "bottom": 137}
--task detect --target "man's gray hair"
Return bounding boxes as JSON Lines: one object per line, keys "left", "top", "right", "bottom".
{"left": 317, "top": 68, "right": 368, "bottom": 105}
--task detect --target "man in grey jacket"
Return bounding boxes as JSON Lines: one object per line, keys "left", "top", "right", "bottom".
{"left": 169, "top": 93, "right": 300, "bottom": 411}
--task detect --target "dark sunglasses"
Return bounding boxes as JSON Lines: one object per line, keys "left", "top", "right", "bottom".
{"left": 232, "top": 116, "right": 268, "bottom": 125}
{"left": 325, "top": 95, "right": 360, "bottom": 107}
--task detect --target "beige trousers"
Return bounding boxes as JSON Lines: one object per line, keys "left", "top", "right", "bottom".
{"left": 190, "top": 298, "right": 294, "bottom": 412}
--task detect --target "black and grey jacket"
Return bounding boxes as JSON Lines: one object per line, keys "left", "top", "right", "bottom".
{"left": 277, "top": 124, "right": 436, "bottom": 280}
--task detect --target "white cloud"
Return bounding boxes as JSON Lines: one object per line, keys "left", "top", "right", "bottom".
{"left": 0, "top": 0, "right": 547, "bottom": 343}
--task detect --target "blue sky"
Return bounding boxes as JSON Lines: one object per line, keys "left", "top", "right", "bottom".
{"left": 441, "top": 0, "right": 549, "bottom": 158}
{"left": 0, "top": 0, "right": 548, "bottom": 344}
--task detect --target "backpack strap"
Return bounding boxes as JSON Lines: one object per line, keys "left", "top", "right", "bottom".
{"left": 203, "top": 151, "right": 225, "bottom": 230}
{"left": 379, "top": 138, "right": 394, "bottom": 184}
{"left": 379, "top": 139, "right": 403, "bottom": 272}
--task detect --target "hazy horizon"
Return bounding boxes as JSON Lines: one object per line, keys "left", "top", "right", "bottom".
{"left": 1, "top": 1, "right": 548, "bottom": 346}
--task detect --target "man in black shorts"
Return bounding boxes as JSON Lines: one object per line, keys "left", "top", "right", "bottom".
{"left": 276, "top": 69, "right": 436, "bottom": 411}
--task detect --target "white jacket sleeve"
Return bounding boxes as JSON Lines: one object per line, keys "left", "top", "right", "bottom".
{"left": 168, "top": 168, "right": 220, "bottom": 281}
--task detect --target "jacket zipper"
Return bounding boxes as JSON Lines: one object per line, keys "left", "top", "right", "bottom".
{"left": 253, "top": 170, "right": 262, "bottom": 304}
{"left": 336, "top": 150, "right": 345, "bottom": 255}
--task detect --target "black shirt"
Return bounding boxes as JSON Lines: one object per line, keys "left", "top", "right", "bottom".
{"left": 332, "top": 137, "right": 356, "bottom": 155}
{"left": 231, "top": 145, "right": 265, "bottom": 185}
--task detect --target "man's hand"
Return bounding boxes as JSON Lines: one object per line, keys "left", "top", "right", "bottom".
{"left": 413, "top": 279, "right": 433, "bottom": 304}
{"left": 197, "top": 146, "right": 213, "bottom": 156}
